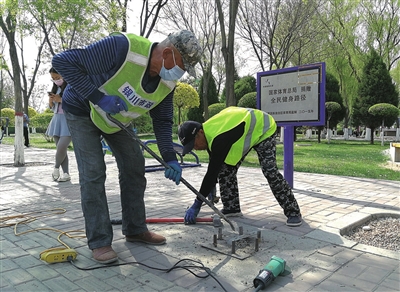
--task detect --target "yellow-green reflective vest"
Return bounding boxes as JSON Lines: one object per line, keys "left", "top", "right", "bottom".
{"left": 90, "top": 33, "right": 176, "bottom": 133}
{"left": 203, "top": 107, "right": 277, "bottom": 166}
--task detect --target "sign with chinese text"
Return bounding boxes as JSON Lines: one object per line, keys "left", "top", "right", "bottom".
{"left": 257, "top": 63, "right": 325, "bottom": 126}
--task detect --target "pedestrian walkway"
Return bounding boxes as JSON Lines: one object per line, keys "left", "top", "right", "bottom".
{"left": 1, "top": 144, "right": 399, "bottom": 292}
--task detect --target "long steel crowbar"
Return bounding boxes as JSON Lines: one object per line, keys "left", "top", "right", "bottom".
{"left": 106, "top": 114, "right": 236, "bottom": 231}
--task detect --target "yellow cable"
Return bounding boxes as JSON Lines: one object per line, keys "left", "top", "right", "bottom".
{"left": 1, "top": 208, "right": 85, "bottom": 258}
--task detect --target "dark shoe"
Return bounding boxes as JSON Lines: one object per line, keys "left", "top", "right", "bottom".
{"left": 92, "top": 246, "right": 118, "bottom": 264}
{"left": 126, "top": 231, "right": 166, "bottom": 245}
{"left": 220, "top": 208, "right": 243, "bottom": 217}
{"left": 286, "top": 215, "right": 302, "bottom": 227}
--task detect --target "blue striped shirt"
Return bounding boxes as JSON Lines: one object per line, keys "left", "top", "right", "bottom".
{"left": 52, "top": 34, "right": 177, "bottom": 162}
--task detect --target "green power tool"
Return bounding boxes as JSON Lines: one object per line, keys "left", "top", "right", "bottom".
{"left": 253, "top": 256, "right": 287, "bottom": 291}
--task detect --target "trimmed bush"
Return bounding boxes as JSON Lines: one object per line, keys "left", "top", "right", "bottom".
{"left": 237, "top": 92, "right": 257, "bottom": 109}
{"left": 208, "top": 103, "right": 226, "bottom": 118}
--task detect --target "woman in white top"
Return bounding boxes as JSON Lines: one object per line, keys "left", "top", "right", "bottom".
{"left": 46, "top": 67, "right": 72, "bottom": 182}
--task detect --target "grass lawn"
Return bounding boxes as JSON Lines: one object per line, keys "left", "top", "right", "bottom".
{"left": 2, "top": 133, "right": 399, "bottom": 181}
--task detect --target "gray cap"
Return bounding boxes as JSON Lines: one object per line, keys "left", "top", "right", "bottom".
{"left": 168, "top": 30, "right": 202, "bottom": 77}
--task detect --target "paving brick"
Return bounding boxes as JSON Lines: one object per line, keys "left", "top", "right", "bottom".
{"left": 317, "top": 245, "right": 344, "bottom": 256}
{"left": 312, "top": 279, "right": 362, "bottom": 291}
{"left": 136, "top": 272, "right": 176, "bottom": 291}
{"left": 105, "top": 274, "right": 142, "bottom": 290}
{"left": 1, "top": 269, "right": 34, "bottom": 285}
{"left": 75, "top": 276, "right": 114, "bottom": 291}
{"left": 294, "top": 267, "right": 331, "bottom": 286}
{"left": 379, "top": 276, "right": 400, "bottom": 290}
{"left": 357, "top": 266, "right": 392, "bottom": 284}
{"left": 335, "top": 261, "right": 369, "bottom": 278}
{"left": 14, "top": 280, "right": 50, "bottom": 291}
{"left": 328, "top": 273, "right": 377, "bottom": 291}
{"left": 42, "top": 276, "right": 80, "bottom": 291}
{"left": 13, "top": 255, "right": 42, "bottom": 269}
{"left": 0, "top": 258, "right": 19, "bottom": 272}
{"left": 26, "top": 265, "right": 60, "bottom": 281}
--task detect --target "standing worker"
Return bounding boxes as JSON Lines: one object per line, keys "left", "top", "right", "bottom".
{"left": 46, "top": 67, "right": 72, "bottom": 182}
{"left": 52, "top": 30, "right": 202, "bottom": 264}
{"left": 180, "top": 107, "right": 302, "bottom": 227}
{"left": 23, "top": 113, "right": 30, "bottom": 147}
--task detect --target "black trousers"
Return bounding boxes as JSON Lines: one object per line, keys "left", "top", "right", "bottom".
{"left": 23, "top": 127, "right": 29, "bottom": 146}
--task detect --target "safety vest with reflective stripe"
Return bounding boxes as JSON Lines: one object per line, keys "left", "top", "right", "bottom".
{"left": 90, "top": 33, "right": 176, "bottom": 133}
{"left": 203, "top": 107, "right": 277, "bottom": 166}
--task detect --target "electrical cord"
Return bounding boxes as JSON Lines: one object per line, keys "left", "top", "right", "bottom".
{"left": 2, "top": 209, "right": 229, "bottom": 291}
{"left": 1, "top": 208, "right": 85, "bottom": 254}
{"left": 69, "top": 258, "right": 229, "bottom": 292}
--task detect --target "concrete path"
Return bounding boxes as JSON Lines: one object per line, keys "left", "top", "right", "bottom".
{"left": 1, "top": 144, "right": 399, "bottom": 292}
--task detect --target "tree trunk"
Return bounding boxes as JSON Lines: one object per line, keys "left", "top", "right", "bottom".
{"left": 216, "top": 0, "right": 239, "bottom": 107}
{"left": 202, "top": 67, "right": 211, "bottom": 120}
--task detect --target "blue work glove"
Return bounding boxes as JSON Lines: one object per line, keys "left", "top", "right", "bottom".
{"left": 164, "top": 160, "right": 182, "bottom": 185}
{"left": 96, "top": 95, "right": 128, "bottom": 114}
{"left": 184, "top": 199, "right": 203, "bottom": 224}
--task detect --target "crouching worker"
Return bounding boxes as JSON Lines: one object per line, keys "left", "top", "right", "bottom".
{"left": 179, "top": 106, "right": 302, "bottom": 227}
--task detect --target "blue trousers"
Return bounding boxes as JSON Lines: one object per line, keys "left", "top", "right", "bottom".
{"left": 64, "top": 112, "right": 148, "bottom": 249}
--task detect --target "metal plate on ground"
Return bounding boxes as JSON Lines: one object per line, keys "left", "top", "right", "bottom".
{"left": 201, "top": 229, "right": 261, "bottom": 260}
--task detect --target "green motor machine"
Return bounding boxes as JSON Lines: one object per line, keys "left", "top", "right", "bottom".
{"left": 253, "top": 256, "right": 286, "bottom": 291}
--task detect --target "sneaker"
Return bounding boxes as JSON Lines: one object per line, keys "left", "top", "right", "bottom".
{"left": 286, "top": 215, "right": 302, "bottom": 227}
{"left": 52, "top": 168, "right": 60, "bottom": 181}
{"left": 126, "top": 231, "right": 166, "bottom": 245}
{"left": 58, "top": 173, "right": 71, "bottom": 182}
{"left": 220, "top": 208, "right": 243, "bottom": 217}
{"left": 92, "top": 246, "right": 118, "bottom": 264}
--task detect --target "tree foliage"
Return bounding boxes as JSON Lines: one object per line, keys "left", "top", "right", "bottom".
{"left": 234, "top": 75, "right": 256, "bottom": 104}
{"left": 325, "top": 72, "right": 345, "bottom": 128}
{"left": 173, "top": 82, "right": 199, "bottom": 125}
{"left": 368, "top": 103, "right": 399, "bottom": 127}
{"left": 208, "top": 103, "right": 225, "bottom": 118}
{"left": 353, "top": 49, "right": 399, "bottom": 144}
{"left": 237, "top": 92, "right": 257, "bottom": 109}
{"left": 187, "top": 74, "right": 218, "bottom": 123}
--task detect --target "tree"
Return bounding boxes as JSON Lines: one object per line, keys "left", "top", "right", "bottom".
{"left": 234, "top": 75, "right": 256, "bottom": 104}
{"left": 368, "top": 103, "right": 399, "bottom": 146}
{"left": 173, "top": 82, "right": 199, "bottom": 125}
{"left": 187, "top": 74, "right": 218, "bottom": 123}
{"left": 160, "top": 0, "right": 220, "bottom": 120}
{"left": 325, "top": 102, "right": 341, "bottom": 143}
{"left": 353, "top": 49, "right": 399, "bottom": 144}
{"left": 0, "top": 0, "right": 26, "bottom": 165}
{"left": 216, "top": 0, "right": 239, "bottom": 107}
{"left": 325, "top": 72, "right": 345, "bottom": 130}
{"left": 237, "top": 0, "right": 325, "bottom": 71}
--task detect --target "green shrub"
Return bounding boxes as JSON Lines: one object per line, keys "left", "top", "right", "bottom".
{"left": 31, "top": 113, "right": 53, "bottom": 129}
{"left": 132, "top": 113, "right": 153, "bottom": 134}
{"left": 1, "top": 108, "right": 15, "bottom": 126}
{"left": 208, "top": 103, "right": 226, "bottom": 118}
{"left": 237, "top": 92, "right": 257, "bottom": 108}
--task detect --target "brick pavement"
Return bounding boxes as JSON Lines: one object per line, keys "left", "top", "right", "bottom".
{"left": 0, "top": 144, "right": 399, "bottom": 291}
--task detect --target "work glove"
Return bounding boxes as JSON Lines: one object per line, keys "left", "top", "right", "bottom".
{"left": 184, "top": 199, "right": 202, "bottom": 224}
{"left": 164, "top": 160, "right": 182, "bottom": 185}
{"left": 96, "top": 95, "right": 128, "bottom": 114}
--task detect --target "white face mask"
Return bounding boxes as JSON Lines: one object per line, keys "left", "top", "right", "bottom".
{"left": 53, "top": 79, "right": 64, "bottom": 86}
{"left": 159, "top": 50, "right": 185, "bottom": 81}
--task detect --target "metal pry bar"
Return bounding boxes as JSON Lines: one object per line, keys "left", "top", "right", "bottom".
{"left": 106, "top": 113, "right": 236, "bottom": 231}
